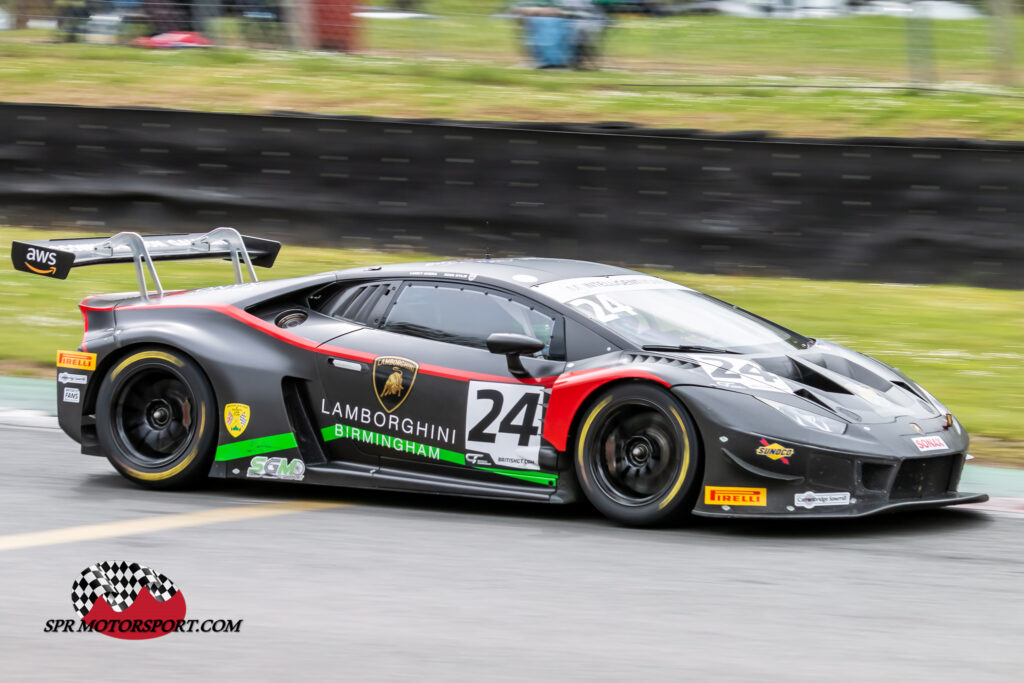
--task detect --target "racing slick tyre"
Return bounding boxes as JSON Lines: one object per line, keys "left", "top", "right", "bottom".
{"left": 575, "top": 384, "right": 701, "bottom": 527}
{"left": 95, "top": 347, "right": 217, "bottom": 489}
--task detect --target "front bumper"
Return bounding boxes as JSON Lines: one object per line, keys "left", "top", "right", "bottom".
{"left": 693, "top": 491, "right": 989, "bottom": 519}
{"left": 674, "top": 385, "right": 989, "bottom": 519}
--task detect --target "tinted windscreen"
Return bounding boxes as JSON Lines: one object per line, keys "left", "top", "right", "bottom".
{"left": 535, "top": 275, "right": 805, "bottom": 351}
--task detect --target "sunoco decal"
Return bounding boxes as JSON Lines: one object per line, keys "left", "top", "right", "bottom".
{"left": 755, "top": 438, "right": 793, "bottom": 464}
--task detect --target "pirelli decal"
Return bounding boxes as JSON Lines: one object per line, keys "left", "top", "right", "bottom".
{"left": 56, "top": 350, "right": 96, "bottom": 371}
{"left": 704, "top": 486, "right": 767, "bottom": 506}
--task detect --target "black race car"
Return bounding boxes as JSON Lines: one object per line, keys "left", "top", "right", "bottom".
{"left": 12, "top": 229, "right": 987, "bottom": 526}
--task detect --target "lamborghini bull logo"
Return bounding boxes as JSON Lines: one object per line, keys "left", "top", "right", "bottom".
{"left": 373, "top": 356, "right": 418, "bottom": 413}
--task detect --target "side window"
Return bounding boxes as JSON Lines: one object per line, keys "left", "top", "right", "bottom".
{"left": 312, "top": 281, "right": 396, "bottom": 325}
{"left": 382, "top": 284, "right": 561, "bottom": 358}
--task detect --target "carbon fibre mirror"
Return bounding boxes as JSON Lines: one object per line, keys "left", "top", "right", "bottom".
{"left": 486, "top": 333, "right": 545, "bottom": 376}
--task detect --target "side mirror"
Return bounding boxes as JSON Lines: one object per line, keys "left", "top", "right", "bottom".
{"left": 486, "top": 333, "right": 545, "bottom": 376}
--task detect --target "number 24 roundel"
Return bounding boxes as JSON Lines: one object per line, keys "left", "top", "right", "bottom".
{"left": 464, "top": 381, "right": 545, "bottom": 471}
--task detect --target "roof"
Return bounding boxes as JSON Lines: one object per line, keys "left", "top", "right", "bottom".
{"left": 343, "top": 257, "right": 635, "bottom": 287}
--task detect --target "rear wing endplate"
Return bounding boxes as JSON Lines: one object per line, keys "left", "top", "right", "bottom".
{"left": 11, "top": 227, "right": 281, "bottom": 302}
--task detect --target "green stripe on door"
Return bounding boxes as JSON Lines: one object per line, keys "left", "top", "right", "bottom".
{"left": 215, "top": 432, "right": 298, "bottom": 461}
{"left": 320, "top": 422, "right": 558, "bottom": 486}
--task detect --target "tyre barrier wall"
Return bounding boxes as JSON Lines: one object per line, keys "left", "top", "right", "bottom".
{"left": 2, "top": 102, "right": 1022, "bottom": 288}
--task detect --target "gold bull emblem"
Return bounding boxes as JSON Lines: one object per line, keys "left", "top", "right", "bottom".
{"left": 381, "top": 368, "right": 405, "bottom": 398}
{"left": 372, "top": 356, "right": 419, "bottom": 413}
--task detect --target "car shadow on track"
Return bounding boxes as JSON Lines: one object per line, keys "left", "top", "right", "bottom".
{"left": 78, "top": 471, "right": 996, "bottom": 538}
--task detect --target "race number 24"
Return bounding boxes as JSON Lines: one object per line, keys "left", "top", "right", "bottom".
{"left": 465, "top": 381, "right": 546, "bottom": 470}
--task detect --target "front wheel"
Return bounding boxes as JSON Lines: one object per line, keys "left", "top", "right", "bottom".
{"left": 574, "top": 384, "right": 701, "bottom": 526}
{"left": 95, "top": 347, "right": 217, "bottom": 489}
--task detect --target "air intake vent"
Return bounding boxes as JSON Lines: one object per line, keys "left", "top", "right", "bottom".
{"left": 625, "top": 353, "right": 696, "bottom": 368}
{"left": 275, "top": 310, "right": 308, "bottom": 329}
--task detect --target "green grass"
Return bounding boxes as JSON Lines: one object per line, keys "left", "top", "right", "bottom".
{"left": 3, "top": 228, "right": 1022, "bottom": 454}
{"left": 2, "top": 15, "right": 1024, "bottom": 138}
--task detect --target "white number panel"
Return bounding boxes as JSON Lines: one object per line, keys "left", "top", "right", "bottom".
{"left": 465, "top": 381, "right": 546, "bottom": 470}
{"left": 692, "top": 355, "right": 793, "bottom": 394}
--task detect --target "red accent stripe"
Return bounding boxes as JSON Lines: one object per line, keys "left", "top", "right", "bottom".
{"left": 115, "top": 302, "right": 558, "bottom": 386}
{"left": 97, "top": 300, "right": 673, "bottom": 451}
{"left": 542, "top": 366, "right": 670, "bottom": 452}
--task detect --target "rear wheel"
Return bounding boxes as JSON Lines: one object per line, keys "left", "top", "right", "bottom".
{"left": 574, "top": 384, "right": 701, "bottom": 526}
{"left": 95, "top": 348, "right": 216, "bottom": 489}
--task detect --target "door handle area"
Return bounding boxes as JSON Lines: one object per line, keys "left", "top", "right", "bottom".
{"left": 329, "top": 358, "right": 363, "bottom": 372}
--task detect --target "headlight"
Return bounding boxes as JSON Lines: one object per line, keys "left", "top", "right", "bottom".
{"left": 757, "top": 397, "right": 847, "bottom": 434}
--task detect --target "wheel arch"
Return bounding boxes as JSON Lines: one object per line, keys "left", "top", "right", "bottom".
{"left": 562, "top": 377, "right": 688, "bottom": 457}
{"left": 84, "top": 342, "right": 214, "bottom": 418}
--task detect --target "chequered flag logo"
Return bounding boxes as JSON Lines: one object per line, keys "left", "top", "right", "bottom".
{"left": 71, "top": 562, "right": 179, "bottom": 618}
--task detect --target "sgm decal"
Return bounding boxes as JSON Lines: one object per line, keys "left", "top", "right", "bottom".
{"left": 58, "top": 372, "right": 88, "bottom": 385}
{"left": 465, "top": 381, "right": 546, "bottom": 471}
{"left": 372, "top": 356, "right": 418, "bottom": 413}
{"left": 704, "top": 486, "right": 767, "bottom": 506}
{"left": 795, "top": 491, "right": 851, "bottom": 509}
{"left": 755, "top": 438, "right": 793, "bottom": 464}
{"left": 223, "top": 403, "right": 250, "bottom": 438}
{"left": 247, "top": 456, "right": 305, "bottom": 481}
{"left": 56, "top": 350, "right": 96, "bottom": 371}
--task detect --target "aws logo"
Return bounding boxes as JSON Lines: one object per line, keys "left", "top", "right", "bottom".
{"left": 24, "top": 246, "right": 58, "bottom": 274}
{"left": 372, "top": 356, "right": 418, "bottom": 413}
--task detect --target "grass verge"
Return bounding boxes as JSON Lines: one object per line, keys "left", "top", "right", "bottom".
{"left": 2, "top": 227, "right": 1021, "bottom": 464}
{"left": 1, "top": 18, "right": 1024, "bottom": 139}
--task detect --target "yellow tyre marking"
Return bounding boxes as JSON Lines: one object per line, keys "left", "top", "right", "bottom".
{"left": 0, "top": 501, "right": 348, "bottom": 552}
{"left": 121, "top": 404, "right": 206, "bottom": 482}
{"left": 576, "top": 396, "right": 613, "bottom": 490}
{"left": 658, "top": 406, "right": 692, "bottom": 510}
{"left": 110, "top": 350, "right": 184, "bottom": 381}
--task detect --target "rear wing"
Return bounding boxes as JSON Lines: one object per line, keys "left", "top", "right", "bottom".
{"left": 11, "top": 227, "right": 281, "bottom": 302}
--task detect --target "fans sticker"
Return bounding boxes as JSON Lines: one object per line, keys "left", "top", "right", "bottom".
{"left": 795, "top": 491, "right": 851, "bottom": 509}
{"left": 62, "top": 387, "right": 80, "bottom": 403}
{"left": 44, "top": 562, "right": 242, "bottom": 638}
{"left": 912, "top": 436, "right": 948, "bottom": 452}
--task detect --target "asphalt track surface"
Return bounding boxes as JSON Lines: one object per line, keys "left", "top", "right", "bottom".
{"left": 2, "top": 425, "right": 1022, "bottom": 682}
